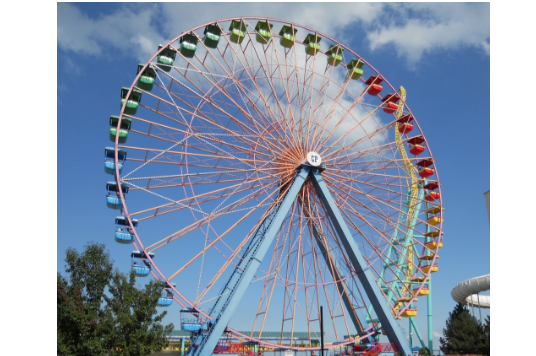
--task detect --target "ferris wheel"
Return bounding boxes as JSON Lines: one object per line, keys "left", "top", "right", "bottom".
{"left": 105, "top": 17, "right": 443, "bottom": 356}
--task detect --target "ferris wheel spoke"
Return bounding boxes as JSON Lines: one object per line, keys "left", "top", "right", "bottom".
{"left": 237, "top": 31, "right": 300, "bottom": 147}
{"left": 320, "top": 119, "right": 399, "bottom": 163}
{"left": 163, "top": 184, "right": 285, "bottom": 281}
{"left": 332, "top": 186, "right": 418, "bottom": 244}
{"left": 128, "top": 178, "right": 276, "bottom": 231}
{"left": 165, "top": 61, "right": 274, "bottom": 144}
{"left": 150, "top": 62, "right": 279, "bottom": 152}
{"left": 212, "top": 27, "right": 286, "bottom": 135}
{"left": 330, "top": 191, "right": 418, "bottom": 277}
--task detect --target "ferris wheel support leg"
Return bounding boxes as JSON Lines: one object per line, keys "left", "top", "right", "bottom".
{"left": 310, "top": 169, "right": 413, "bottom": 356}
{"left": 187, "top": 166, "right": 311, "bottom": 356}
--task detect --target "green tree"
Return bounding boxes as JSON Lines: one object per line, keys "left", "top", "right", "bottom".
{"left": 57, "top": 242, "right": 174, "bottom": 356}
{"left": 102, "top": 270, "right": 174, "bottom": 355}
{"left": 57, "top": 242, "right": 113, "bottom": 356}
{"left": 439, "top": 303, "right": 487, "bottom": 355}
{"left": 479, "top": 315, "right": 490, "bottom": 356}
{"left": 418, "top": 347, "right": 430, "bottom": 356}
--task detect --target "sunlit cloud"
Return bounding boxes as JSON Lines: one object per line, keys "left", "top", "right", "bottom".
{"left": 367, "top": 3, "right": 490, "bottom": 63}
{"left": 58, "top": 3, "right": 489, "bottom": 65}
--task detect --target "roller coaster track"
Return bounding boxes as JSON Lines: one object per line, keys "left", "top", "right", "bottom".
{"left": 393, "top": 86, "right": 420, "bottom": 312}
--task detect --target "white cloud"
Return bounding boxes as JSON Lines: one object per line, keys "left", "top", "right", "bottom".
{"left": 57, "top": 3, "right": 166, "bottom": 61}
{"left": 57, "top": 3, "right": 489, "bottom": 65}
{"left": 367, "top": 3, "right": 490, "bottom": 62}
{"left": 433, "top": 331, "right": 443, "bottom": 338}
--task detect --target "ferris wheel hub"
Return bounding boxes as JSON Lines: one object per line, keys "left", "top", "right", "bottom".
{"left": 306, "top": 152, "right": 322, "bottom": 167}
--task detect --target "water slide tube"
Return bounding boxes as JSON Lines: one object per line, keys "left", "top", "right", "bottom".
{"left": 450, "top": 274, "right": 490, "bottom": 308}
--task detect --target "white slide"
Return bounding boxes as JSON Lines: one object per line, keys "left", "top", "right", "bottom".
{"left": 450, "top": 274, "right": 490, "bottom": 308}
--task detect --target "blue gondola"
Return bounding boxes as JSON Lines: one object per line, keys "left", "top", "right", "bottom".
{"left": 104, "top": 147, "right": 127, "bottom": 175}
{"left": 131, "top": 250, "right": 154, "bottom": 277}
{"left": 181, "top": 308, "right": 204, "bottom": 332}
{"left": 157, "top": 282, "right": 176, "bottom": 307}
{"left": 114, "top": 216, "right": 138, "bottom": 244}
{"left": 106, "top": 182, "right": 129, "bottom": 210}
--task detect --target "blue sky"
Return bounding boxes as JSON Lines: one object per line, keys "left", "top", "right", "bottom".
{"left": 53, "top": 2, "right": 491, "bottom": 353}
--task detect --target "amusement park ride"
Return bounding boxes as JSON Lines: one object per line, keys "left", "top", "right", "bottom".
{"left": 104, "top": 18, "right": 444, "bottom": 356}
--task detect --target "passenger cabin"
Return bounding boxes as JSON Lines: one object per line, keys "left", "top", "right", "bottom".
{"left": 104, "top": 147, "right": 127, "bottom": 175}
{"left": 120, "top": 87, "right": 142, "bottom": 115}
{"left": 416, "top": 158, "right": 435, "bottom": 178}
{"left": 115, "top": 216, "right": 138, "bottom": 244}
{"left": 381, "top": 93, "right": 400, "bottom": 114}
{"left": 255, "top": 20, "right": 273, "bottom": 44}
{"left": 414, "top": 287, "right": 430, "bottom": 296}
{"left": 131, "top": 250, "right": 155, "bottom": 277}
{"left": 421, "top": 264, "right": 438, "bottom": 274}
{"left": 156, "top": 45, "right": 176, "bottom": 72}
{"left": 407, "top": 135, "right": 425, "bottom": 156}
{"left": 137, "top": 64, "right": 156, "bottom": 91}
{"left": 425, "top": 205, "right": 442, "bottom": 226}
{"left": 279, "top": 24, "right": 297, "bottom": 48}
{"left": 109, "top": 115, "right": 131, "bottom": 144}
{"left": 396, "top": 114, "right": 414, "bottom": 134}
{"left": 181, "top": 308, "right": 203, "bottom": 332}
{"left": 229, "top": 20, "right": 247, "bottom": 44}
{"left": 106, "top": 182, "right": 129, "bottom": 210}
{"left": 365, "top": 75, "right": 383, "bottom": 96}
{"left": 424, "top": 230, "right": 443, "bottom": 250}
{"left": 303, "top": 33, "right": 322, "bottom": 55}
{"left": 157, "top": 282, "right": 176, "bottom": 307}
{"left": 347, "top": 59, "right": 365, "bottom": 80}
{"left": 424, "top": 181, "right": 440, "bottom": 202}
{"left": 203, "top": 23, "right": 222, "bottom": 48}
{"left": 326, "top": 44, "right": 343, "bottom": 66}
{"left": 180, "top": 32, "right": 198, "bottom": 58}
{"left": 400, "top": 309, "right": 417, "bottom": 317}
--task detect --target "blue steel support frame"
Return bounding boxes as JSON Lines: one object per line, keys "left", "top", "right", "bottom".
{"left": 186, "top": 166, "right": 311, "bottom": 356}
{"left": 310, "top": 169, "right": 412, "bottom": 356}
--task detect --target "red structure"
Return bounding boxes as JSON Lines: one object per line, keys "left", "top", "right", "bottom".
{"left": 365, "top": 75, "right": 383, "bottom": 96}
{"left": 381, "top": 93, "right": 400, "bottom": 114}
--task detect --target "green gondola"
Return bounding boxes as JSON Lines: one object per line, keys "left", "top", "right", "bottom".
{"left": 347, "top": 59, "right": 365, "bottom": 80}
{"left": 180, "top": 32, "right": 198, "bottom": 58}
{"left": 303, "top": 33, "right": 322, "bottom": 56}
{"left": 109, "top": 115, "right": 131, "bottom": 143}
{"left": 229, "top": 19, "right": 247, "bottom": 44}
{"left": 156, "top": 45, "right": 176, "bottom": 72}
{"left": 326, "top": 44, "right": 344, "bottom": 67}
{"left": 120, "top": 87, "right": 142, "bottom": 115}
{"left": 137, "top": 64, "right": 156, "bottom": 91}
{"left": 279, "top": 24, "right": 297, "bottom": 48}
{"left": 255, "top": 20, "right": 273, "bottom": 44}
{"left": 204, "top": 23, "right": 222, "bottom": 48}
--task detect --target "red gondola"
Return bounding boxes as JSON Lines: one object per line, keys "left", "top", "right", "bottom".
{"left": 425, "top": 191, "right": 440, "bottom": 201}
{"left": 396, "top": 114, "right": 414, "bottom": 134}
{"left": 407, "top": 135, "right": 425, "bottom": 155}
{"left": 416, "top": 158, "right": 434, "bottom": 178}
{"left": 365, "top": 75, "right": 383, "bottom": 96}
{"left": 381, "top": 93, "right": 400, "bottom": 114}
